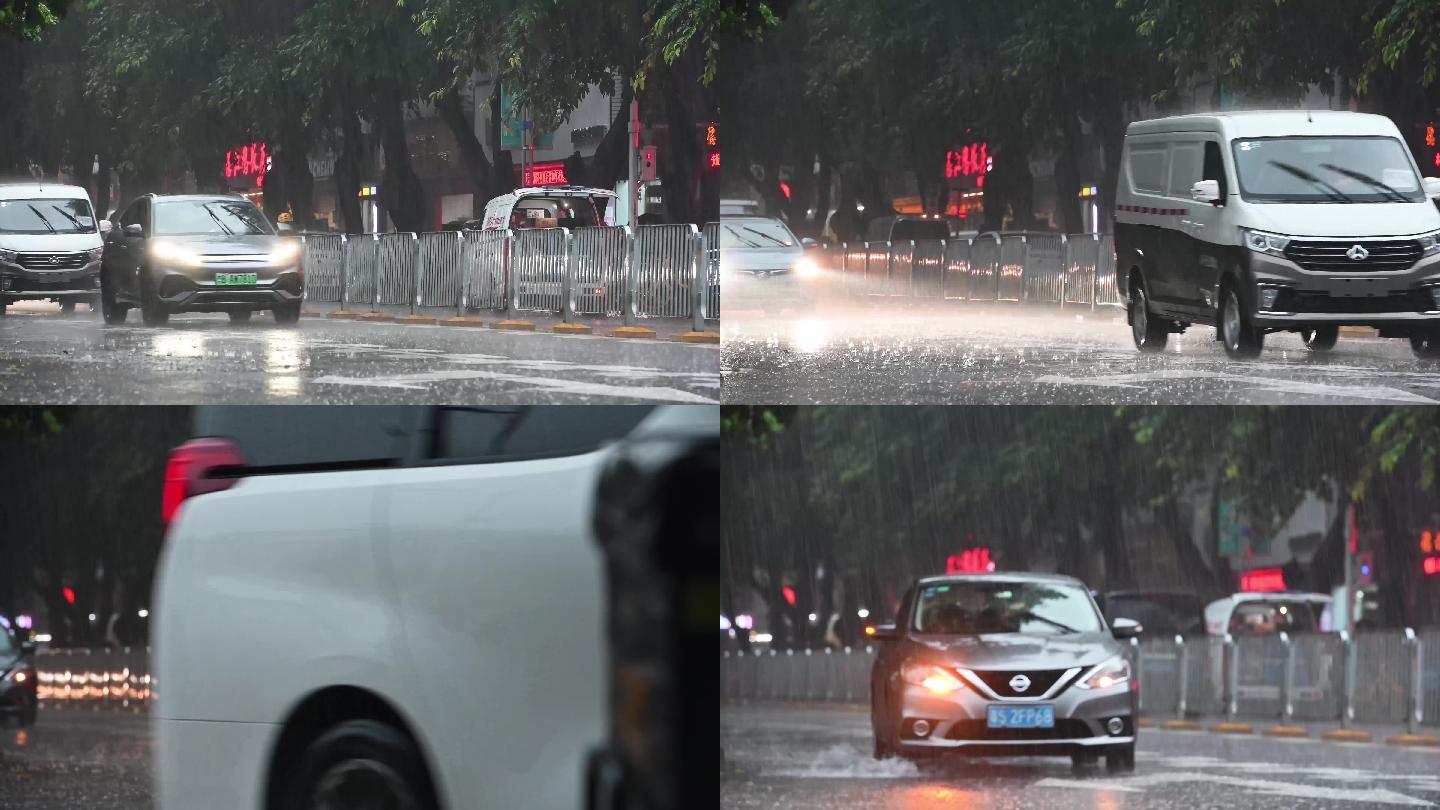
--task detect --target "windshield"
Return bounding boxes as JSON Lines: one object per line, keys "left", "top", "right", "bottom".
{"left": 154, "top": 200, "right": 275, "bottom": 236}
{"left": 912, "top": 580, "right": 1104, "bottom": 635}
{"left": 720, "top": 219, "right": 797, "bottom": 249}
{"left": 0, "top": 197, "right": 97, "bottom": 235}
{"left": 1231, "top": 136, "right": 1424, "bottom": 203}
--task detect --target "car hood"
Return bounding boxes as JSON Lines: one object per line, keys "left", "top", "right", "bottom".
{"left": 152, "top": 234, "right": 280, "bottom": 255}
{"left": 722, "top": 246, "right": 804, "bottom": 272}
{"left": 1243, "top": 201, "right": 1440, "bottom": 238}
{"left": 908, "top": 632, "right": 1122, "bottom": 670}
{"left": 0, "top": 232, "right": 102, "bottom": 252}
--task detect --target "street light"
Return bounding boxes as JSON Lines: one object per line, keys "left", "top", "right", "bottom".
{"left": 87, "top": 613, "right": 97, "bottom": 622}
{"left": 138, "top": 609, "right": 149, "bottom": 619}
{"left": 857, "top": 608, "right": 870, "bottom": 619}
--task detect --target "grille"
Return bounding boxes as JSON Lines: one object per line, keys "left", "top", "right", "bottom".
{"left": 17, "top": 252, "right": 90, "bottom": 270}
{"left": 1283, "top": 240, "right": 1421, "bottom": 273}
{"left": 968, "top": 669, "right": 1070, "bottom": 698}
{"left": 1275, "top": 288, "right": 1431, "bottom": 314}
{"left": 945, "top": 719, "right": 1093, "bottom": 741}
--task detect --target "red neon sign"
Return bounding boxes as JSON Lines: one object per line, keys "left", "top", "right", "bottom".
{"left": 224, "top": 142, "right": 269, "bottom": 178}
{"left": 709, "top": 151, "right": 721, "bottom": 169}
{"left": 1240, "top": 568, "right": 1286, "bottom": 593}
{"left": 522, "top": 162, "right": 568, "bottom": 186}
{"left": 945, "top": 143, "right": 990, "bottom": 179}
{"left": 946, "top": 547, "right": 994, "bottom": 574}
{"left": 706, "top": 124, "right": 718, "bottom": 147}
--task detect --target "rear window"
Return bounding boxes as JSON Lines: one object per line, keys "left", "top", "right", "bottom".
{"left": 1228, "top": 600, "right": 1324, "bottom": 636}
{"left": 510, "top": 196, "right": 601, "bottom": 229}
{"left": 193, "top": 406, "right": 413, "bottom": 468}
{"left": 431, "top": 406, "right": 653, "bottom": 462}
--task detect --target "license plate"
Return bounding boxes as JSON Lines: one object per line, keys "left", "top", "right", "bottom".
{"left": 215, "top": 272, "right": 258, "bottom": 286}
{"left": 987, "top": 705, "right": 1054, "bottom": 729}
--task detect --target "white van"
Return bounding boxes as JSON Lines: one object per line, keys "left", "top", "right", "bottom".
{"left": 479, "top": 185, "right": 617, "bottom": 231}
{"left": 0, "top": 183, "right": 105, "bottom": 315}
{"left": 1115, "top": 111, "right": 1440, "bottom": 358}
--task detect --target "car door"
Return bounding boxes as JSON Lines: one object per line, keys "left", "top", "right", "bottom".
{"left": 112, "top": 199, "right": 149, "bottom": 296}
{"left": 1187, "top": 139, "right": 1234, "bottom": 319}
{"left": 379, "top": 406, "right": 653, "bottom": 810}
{"left": 1165, "top": 139, "right": 1207, "bottom": 317}
{"left": 1123, "top": 138, "right": 1180, "bottom": 305}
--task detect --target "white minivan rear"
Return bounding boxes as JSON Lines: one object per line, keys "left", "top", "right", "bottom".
{"left": 1115, "top": 111, "right": 1440, "bottom": 358}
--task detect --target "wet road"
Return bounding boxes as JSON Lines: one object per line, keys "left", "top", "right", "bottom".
{"left": 720, "top": 300, "right": 1440, "bottom": 404}
{"left": 0, "top": 304, "right": 718, "bottom": 404}
{"left": 722, "top": 704, "right": 1440, "bottom": 809}
{"left": 0, "top": 710, "right": 151, "bottom": 810}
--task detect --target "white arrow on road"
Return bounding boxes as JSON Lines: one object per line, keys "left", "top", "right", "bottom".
{"left": 1035, "top": 771, "right": 1435, "bottom": 806}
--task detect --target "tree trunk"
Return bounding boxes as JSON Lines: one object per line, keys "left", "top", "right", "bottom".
{"left": 435, "top": 88, "right": 495, "bottom": 208}
{"left": 655, "top": 55, "right": 705, "bottom": 225}
{"left": 334, "top": 110, "right": 365, "bottom": 234}
{"left": 591, "top": 81, "right": 635, "bottom": 192}
{"left": 1053, "top": 109, "right": 1085, "bottom": 234}
{"left": 95, "top": 150, "right": 113, "bottom": 222}
{"left": 377, "top": 93, "right": 427, "bottom": 233}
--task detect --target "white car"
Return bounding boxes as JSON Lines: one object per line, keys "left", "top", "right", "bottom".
{"left": 0, "top": 183, "right": 105, "bottom": 315}
{"left": 153, "top": 404, "right": 716, "bottom": 810}
{"left": 479, "top": 185, "right": 618, "bottom": 232}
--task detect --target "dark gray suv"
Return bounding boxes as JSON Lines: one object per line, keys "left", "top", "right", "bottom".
{"left": 870, "top": 573, "right": 1141, "bottom": 772}
{"left": 100, "top": 194, "right": 302, "bottom": 326}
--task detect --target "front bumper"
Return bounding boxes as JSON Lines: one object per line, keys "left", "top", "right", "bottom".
{"left": 891, "top": 678, "right": 1135, "bottom": 755}
{"left": 153, "top": 265, "right": 302, "bottom": 312}
{"left": 0, "top": 260, "right": 101, "bottom": 300}
{"left": 1247, "top": 248, "right": 1440, "bottom": 327}
{"left": 722, "top": 271, "right": 817, "bottom": 309}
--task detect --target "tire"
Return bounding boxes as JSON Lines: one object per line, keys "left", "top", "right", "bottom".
{"left": 273, "top": 302, "right": 302, "bottom": 325}
{"left": 1413, "top": 330, "right": 1440, "bottom": 359}
{"left": 1071, "top": 749, "right": 1098, "bottom": 770}
{"left": 281, "top": 719, "right": 436, "bottom": 810}
{"left": 1105, "top": 742, "right": 1136, "bottom": 774}
{"left": 1219, "top": 284, "right": 1263, "bottom": 358}
{"left": 228, "top": 310, "right": 252, "bottom": 324}
{"left": 1129, "top": 281, "right": 1169, "bottom": 352}
{"left": 59, "top": 301, "right": 75, "bottom": 315}
{"left": 1300, "top": 325, "right": 1338, "bottom": 352}
{"left": 100, "top": 270, "right": 128, "bottom": 325}
{"left": 871, "top": 693, "right": 896, "bottom": 761}
{"left": 139, "top": 272, "right": 168, "bottom": 327}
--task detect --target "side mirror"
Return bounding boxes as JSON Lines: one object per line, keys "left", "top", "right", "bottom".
{"left": 1111, "top": 617, "right": 1143, "bottom": 639}
{"left": 1190, "top": 179, "right": 1221, "bottom": 203}
{"left": 1423, "top": 177, "right": 1440, "bottom": 200}
{"left": 870, "top": 623, "right": 898, "bottom": 641}
{"left": 801, "top": 237, "right": 818, "bottom": 248}
{"left": 124, "top": 223, "right": 145, "bottom": 238}
{"left": 99, "top": 219, "right": 112, "bottom": 236}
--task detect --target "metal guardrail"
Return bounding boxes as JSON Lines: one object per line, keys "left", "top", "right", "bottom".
{"left": 721, "top": 628, "right": 1437, "bottom": 729}
{"left": 302, "top": 225, "right": 720, "bottom": 326}
{"left": 35, "top": 647, "right": 153, "bottom": 707}
{"left": 822, "top": 232, "right": 1120, "bottom": 310}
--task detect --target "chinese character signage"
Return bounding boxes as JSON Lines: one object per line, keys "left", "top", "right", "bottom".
{"left": 519, "top": 162, "right": 568, "bottom": 186}
{"left": 945, "top": 143, "right": 991, "bottom": 179}
{"left": 224, "top": 143, "right": 270, "bottom": 179}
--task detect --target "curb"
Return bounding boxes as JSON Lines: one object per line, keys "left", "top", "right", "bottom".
{"left": 300, "top": 309, "right": 321, "bottom": 318}
{"left": 1209, "top": 721, "right": 1254, "bottom": 734}
{"left": 1262, "top": 725, "right": 1310, "bottom": 738}
{"left": 440, "top": 317, "right": 486, "bottom": 328}
{"left": 1387, "top": 733, "right": 1440, "bottom": 747}
{"left": 1136, "top": 718, "right": 1156, "bottom": 728}
{"left": 675, "top": 330, "right": 720, "bottom": 344}
{"left": 1339, "top": 326, "right": 1377, "bottom": 337}
{"left": 608, "top": 326, "right": 657, "bottom": 339}
{"left": 1320, "top": 729, "right": 1374, "bottom": 743}
{"left": 1159, "top": 719, "right": 1203, "bottom": 731}
{"left": 552, "top": 323, "right": 593, "bottom": 335}
{"left": 357, "top": 312, "right": 394, "bottom": 323}
{"left": 492, "top": 319, "right": 535, "bottom": 331}
{"left": 327, "top": 311, "right": 362, "bottom": 320}
{"left": 395, "top": 314, "right": 438, "bottom": 325}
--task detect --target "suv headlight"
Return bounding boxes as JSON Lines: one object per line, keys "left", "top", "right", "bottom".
{"left": 1074, "top": 656, "right": 1131, "bottom": 690}
{"left": 87, "top": 246, "right": 104, "bottom": 261}
{"left": 1243, "top": 229, "right": 1291, "bottom": 254}
{"left": 1419, "top": 231, "right": 1440, "bottom": 258}
{"left": 901, "top": 660, "right": 964, "bottom": 695}
{"left": 150, "top": 240, "right": 202, "bottom": 268}
{"left": 268, "top": 241, "right": 301, "bottom": 267}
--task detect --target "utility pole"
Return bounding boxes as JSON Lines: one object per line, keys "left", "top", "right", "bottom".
{"left": 628, "top": 75, "right": 640, "bottom": 226}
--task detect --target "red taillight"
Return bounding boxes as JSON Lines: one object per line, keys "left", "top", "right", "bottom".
{"left": 162, "top": 438, "right": 246, "bottom": 528}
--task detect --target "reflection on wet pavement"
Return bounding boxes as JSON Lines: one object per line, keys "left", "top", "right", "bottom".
{"left": 0, "top": 710, "right": 151, "bottom": 810}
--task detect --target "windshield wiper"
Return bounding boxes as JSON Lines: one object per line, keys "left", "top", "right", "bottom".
{"left": 46, "top": 204, "right": 86, "bottom": 231}
{"left": 722, "top": 225, "right": 761, "bottom": 248}
{"left": 1017, "top": 611, "right": 1080, "bottom": 634}
{"left": 741, "top": 226, "right": 793, "bottom": 247}
{"left": 202, "top": 204, "right": 235, "bottom": 235}
{"left": 1319, "top": 163, "right": 1410, "bottom": 202}
{"left": 25, "top": 204, "right": 56, "bottom": 233}
{"left": 1268, "top": 161, "right": 1352, "bottom": 203}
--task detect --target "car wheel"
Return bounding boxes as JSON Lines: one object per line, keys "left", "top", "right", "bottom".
{"left": 1219, "top": 284, "right": 1263, "bottom": 358}
{"left": 1071, "top": 749, "right": 1098, "bottom": 770}
{"left": 1105, "top": 742, "right": 1136, "bottom": 774}
{"left": 871, "top": 692, "right": 896, "bottom": 761}
{"left": 283, "top": 719, "right": 436, "bottom": 810}
{"left": 59, "top": 301, "right": 75, "bottom": 315}
{"left": 1412, "top": 330, "right": 1440, "bottom": 359}
{"left": 140, "top": 272, "right": 169, "bottom": 327}
{"left": 1129, "top": 282, "right": 1169, "bottom": 353}
{"left": 1300, "top": 325, "right": 1338, "bottom": 352}
{"left": 273, "top": 302, "right": 302, "bottom": 325}
{"left": 229, "top": 310, "right": 252, "bottom": 324}
{"left": 101, "top": 272, "right": 128, "bottom": 325}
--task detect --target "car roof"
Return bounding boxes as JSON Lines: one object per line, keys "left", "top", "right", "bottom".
{"left": 720, "top": 216, "right": 786, "bottom": 226}
{"left": 147, "top": 193, "right": 250, "bottom": 203}
{"left": 916, "top": 571, "right": 1087, "bottom": 588}
{"left": 1127, "top": 110, "right": 1400, "bottom": 140}
{"left": 1217, "top": 591, "right": 1331, "bottom": 604}
{"left": 0, "top": 183, "right": 92, "bottom": 200}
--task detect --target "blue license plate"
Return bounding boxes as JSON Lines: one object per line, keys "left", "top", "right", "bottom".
{"left": 987, "top": 705, "right": 1055, "bottom": 729}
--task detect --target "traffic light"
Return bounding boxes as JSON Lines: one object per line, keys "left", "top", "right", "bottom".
{"left": 1355, "top": 551, "right": 1374, "bottom": 587}
{"left": 62, "top": 586, "right": 75, "bottom": 605}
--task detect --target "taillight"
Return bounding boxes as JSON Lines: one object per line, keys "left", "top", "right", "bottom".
{"left": 162, "top": 438, "right": 246, "bottom": 528}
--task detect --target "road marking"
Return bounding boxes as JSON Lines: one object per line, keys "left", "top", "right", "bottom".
{"left": 1035, "top": 771, "right": 1435, "bottom": 805}
{"left": 312, "top": 368, "right": 718, "bottom": 402}
{"left": 1034, "top": 369, "right": 1439, "bottom": 403}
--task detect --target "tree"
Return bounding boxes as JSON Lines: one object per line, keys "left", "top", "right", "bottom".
{"left": 0, "top": 0, "right": 67, "bottom": 39}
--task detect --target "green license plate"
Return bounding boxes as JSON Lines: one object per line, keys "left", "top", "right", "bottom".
{"left": 214, "top": 272, "right": 258, "bottom": 286}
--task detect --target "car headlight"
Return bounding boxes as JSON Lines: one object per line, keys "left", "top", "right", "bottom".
{"left": 1243, "top": 229, "right": 1290, "bottom": 254}
{"left": 150, "top": 240, "right": 202, "bottom": 268}
{"left": 1074, "top": 656, "right": 1131, "bottom": 690}
{"left": 0, "top": 249, "right": 16, "bottom": 265}
{"left": 267, "top": 241, "right": 301, "bottom": 267}
{"left": 794, "top": 256, "right": 820, "bottom": 278}
{"left": 901, "top": 660, "right": 964, "bottom": 695}
{"left": 1419, "top": 231, "right": 1440, "bottom": 257}
{"left": 87, "top": 246, "right": 104, "bottom": 261}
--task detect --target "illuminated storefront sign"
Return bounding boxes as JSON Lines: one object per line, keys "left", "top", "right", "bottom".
{"left": 224, "top": 142, "right": 270, "bottom": 180}
{"left": 945, "top": 142, "right": 991, "bottom": 179}
{"left": 522, "top": 162, "right": 568, "bottom": 186}
{"left": 1240, "top": 568, "right": 1286, "bottom": 592}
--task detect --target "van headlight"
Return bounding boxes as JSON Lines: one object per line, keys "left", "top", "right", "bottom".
{"left": 1074, "top": 656, "right": 1130, "bottom": 690}
{"left": 793, "top": 256, "right": 820, "bottom": 278}
{"left": 1243, "top": 229, "right": 1291, "bottom": 254}
{"left": 1419, "top": 231, "right": 1440, "bottom": 257}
